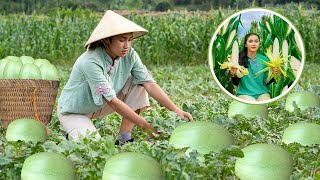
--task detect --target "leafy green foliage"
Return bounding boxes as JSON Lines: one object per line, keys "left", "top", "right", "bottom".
{"left": 0, "top": 6, "right": 319, "bottom": 66}
{"left": 1, "top": 63, "right": 319, "bottom": 179}
{"left": 211, "top": 14, "right": 242, "bottom": 94}
{"left": 0, "top": 5, "right": 319, "bottom": 179}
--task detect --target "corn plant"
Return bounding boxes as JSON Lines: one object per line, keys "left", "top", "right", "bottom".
{"left": 284, "top": 7, "right": 320, "bottom": 64}
{"left": 0, "top": 7, "right": 318, "bottom": 66}
{"left": 252, "top": 14, "right": 301, "bottom": 98}
{"left": 211, "top": 14, "right": 242, "bottom": 94}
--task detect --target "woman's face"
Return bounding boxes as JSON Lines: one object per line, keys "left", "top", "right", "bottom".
{"left": 245, "top": 34, "right": 260, "bottom": 53}
{"left": 104, "top": 33, "right": 133, "bottom": 59}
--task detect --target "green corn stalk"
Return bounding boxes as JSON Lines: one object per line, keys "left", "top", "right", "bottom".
{"left": 0, "top": 8, "right": 318, "bottom": 66}
{"left": 211, "top": 14, "right": 242, "bottom": 94}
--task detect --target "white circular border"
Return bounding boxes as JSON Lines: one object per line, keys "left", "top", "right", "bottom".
{"left": 208, "top": 8, "right": 305, "bottom": 105}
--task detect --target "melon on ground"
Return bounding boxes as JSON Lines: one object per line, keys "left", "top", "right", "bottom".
{"left": 6, "top": 118, "right": 47, "bottom": 143}
{"left": 169, "top": 121, "right": 234, "bottom": 154}
{"left": 21, "top": 152, "right": 76, "bottom": 180}
{"left": 282, "top": 122, "right": 320, "bottom": 146}
{"left": 102, "top": 152, "right": 163, "bottom": 180}
{"left": 235, "top": 143, "right": 293, "bottom": 180}
{"left": 228, "top": 100, "right": 268, "bottom": 119}
{"left": 285, "top": 91, "right": 320, "bottom": 112}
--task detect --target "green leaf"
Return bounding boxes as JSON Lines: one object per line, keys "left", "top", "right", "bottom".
{"left": 221, "top": 146, "right": 244, "bottom": 158}
{"left": 274, "top": 76, "right": 284, "bottom": 97}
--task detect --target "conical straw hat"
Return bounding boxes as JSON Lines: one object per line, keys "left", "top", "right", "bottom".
{"left": 85, "top": 10, "right": 148, "bottom": 48}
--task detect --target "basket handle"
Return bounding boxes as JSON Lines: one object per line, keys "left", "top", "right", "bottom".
{"left": 31, "top": 88, "right": 49, "bottom": 133}
{"left": 32, "top": 88, "right": 41, "bottom": 121}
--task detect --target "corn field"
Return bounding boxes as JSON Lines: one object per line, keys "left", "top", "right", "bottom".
{"left": 0, "top": 6, "right": 319, "bottom": 66}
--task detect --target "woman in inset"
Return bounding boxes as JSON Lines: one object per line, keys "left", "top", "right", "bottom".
{"left": 230, "top": 33, "right": 279, "bottom": 102}
{"left": 57, "top": 10, "right": 193, "bottom": 143}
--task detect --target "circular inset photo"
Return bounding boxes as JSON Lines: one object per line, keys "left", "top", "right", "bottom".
{"left": 208, "top": 8, "right": 304, "bottom": 104}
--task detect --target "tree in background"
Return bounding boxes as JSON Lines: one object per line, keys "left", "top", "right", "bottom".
{"left": 155, "top": 1, "right": 174, "bottom": 11}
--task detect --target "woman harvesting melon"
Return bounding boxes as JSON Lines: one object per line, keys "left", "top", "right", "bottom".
{"left": 230, "top": 33, "right": 279, "bottom": 102}
{"left": 57, "top": 10, "right": 192, "bottom": 143}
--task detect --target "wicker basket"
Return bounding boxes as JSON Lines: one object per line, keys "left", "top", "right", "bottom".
{"left": 0, "top": 79, "right": 59, "bottom": 130}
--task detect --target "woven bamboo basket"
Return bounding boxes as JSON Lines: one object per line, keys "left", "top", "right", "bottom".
{"left": 0, "top": 79, "right": 59, "bottom": 130}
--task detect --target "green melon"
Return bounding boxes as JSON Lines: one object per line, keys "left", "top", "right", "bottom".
{"left": 102, "top": 152, "right": 163, "bottom": 180}
{"left": 285, "top": 91, "right": 320, "bottom": 112}
{"left": 0, "top": 58, "right": 10, "bottom": 78}
{"left": 34, "top": 58, "right": 51, "bottom": 67}
{"left": 39, "top": 63, "right": 59, "bottom": 80}
{"left": 21, "top": 152, "right": 76, "bottom": 180}
{"left": 235, "top": 144, "right": 293, "bottom": 180}
{"left": 169, "top": 121, "right": 234, "bottom": 154}
{"left": 5, "top": 55, "right": 22, "bottom": 63}
{"left": 282, "top": 122, "right": 320, "bottom": 145}
{"left": 228, "top": 100, "right": 268, "bottom": 119}
{"left": 20, "top": 56, "right": 35, "bottom": 64}
{"left": 6, "top": 119, "right": 47, "bottom": 142}
{"left": 19, "top": 63, "right": 42, "bottom": 79}
{"left": 3, "top": 60, "right": 23, "bottom": 79}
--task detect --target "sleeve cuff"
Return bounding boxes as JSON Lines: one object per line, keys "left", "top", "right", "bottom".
{"left": 93, "top": 85, "right": 116, "bottom": 105}
{"left": 103, "top": 93, "right": 117, "bottom": 102}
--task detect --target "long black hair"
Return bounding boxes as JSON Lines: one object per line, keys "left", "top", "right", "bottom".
{"left": 239, "top": 33, "right": 260, "bottom": 68}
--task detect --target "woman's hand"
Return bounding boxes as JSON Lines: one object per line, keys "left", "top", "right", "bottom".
{"left": 174, "top": 109, "right": 193, "bottom": 121}
{"left": 143, "top": 83, "right": 193, "bottom": 121}
{"left": 106, "top": 97, "right": 158, "bottom": 136}
{"left": 272, "top": 67, "right": 280, "bottom": 75}
{"left": 145, "top": 128, "right": 160, "bottom": 139}
{"left": 229, "top": 67, "right": 237, "bottom": 77}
